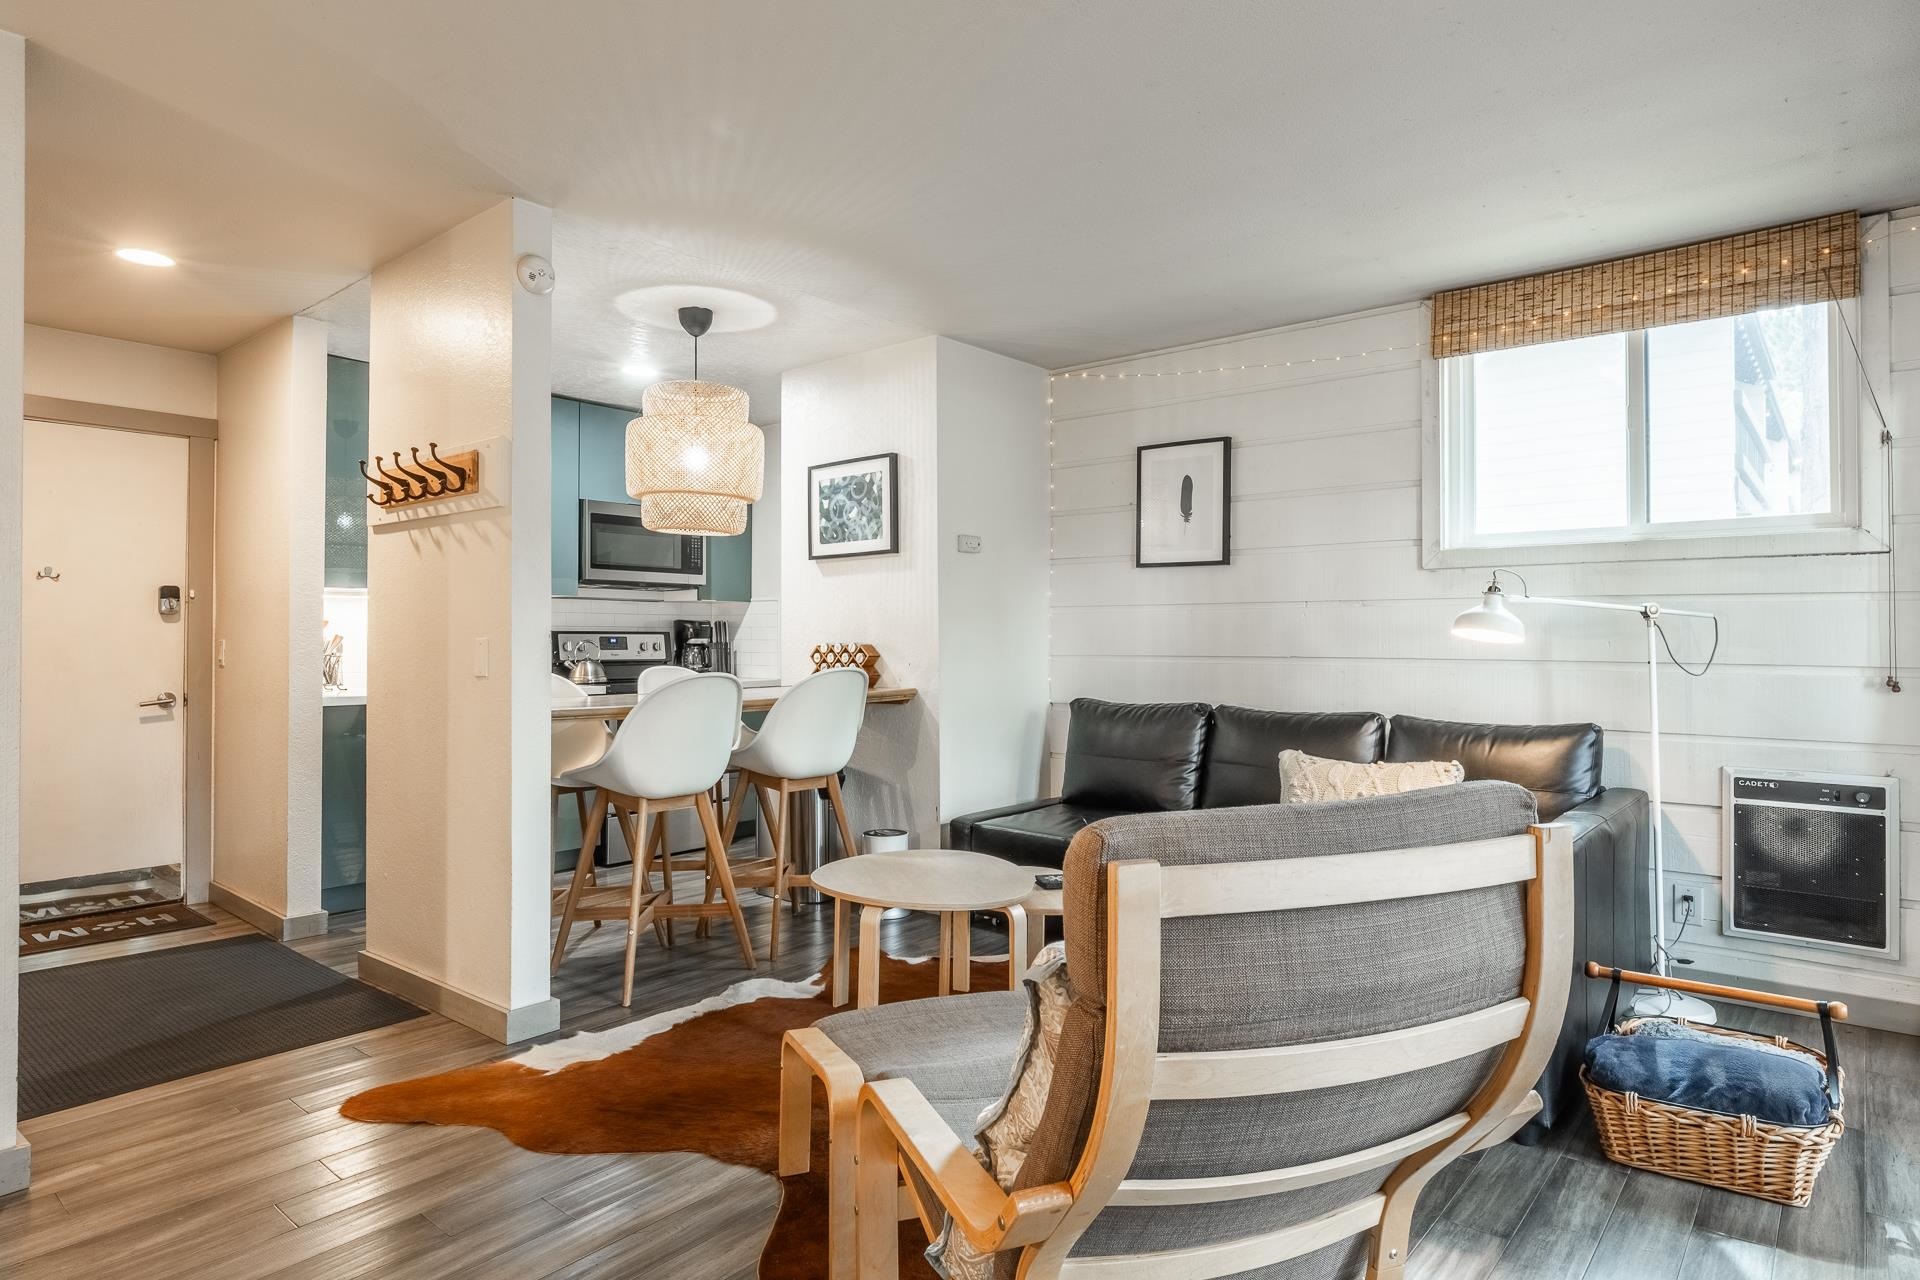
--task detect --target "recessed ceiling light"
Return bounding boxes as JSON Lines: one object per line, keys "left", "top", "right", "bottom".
{"left": 114, "top": 247, "right": 175, "bottom": 267}
{"left": 622, "top": 361, "right": 661, "bottom": 380}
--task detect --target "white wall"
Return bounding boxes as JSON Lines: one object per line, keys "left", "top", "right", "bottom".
{"left": 1047, "top": 215, "right": 1920, "bottom": 1023}
{"left": 24, "top": 324, "right": 217, "bottom": 419}
{"left": 363, "top": 198, "right": 556, "bottom": 1040}
{"left": 781, "top": 336, "right": 1050, "bottom": 844}
{"left": 936, "top": 340, "right": 1051, "bottom": 819}
{"left": 0, "top": 27, "right": 25, "bottom": 1193}
{"left": 213, "top": 316, "right": 328, "bottom": 933}
{"left": 782, "top": 338, "right": 944, "bottom": 841}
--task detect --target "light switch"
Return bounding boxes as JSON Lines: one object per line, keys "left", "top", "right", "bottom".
{"left": 957, "top": 534, "right": 983, "bottom": 554}
{"left": 473, "top": 637, "right": 490, "bottom": 678}
{"left": 217, "top": 639, "right": 227, "bottom": 668}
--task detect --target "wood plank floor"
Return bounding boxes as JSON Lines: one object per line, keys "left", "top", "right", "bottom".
{"left": 6, "top": 870, "right": 1916, "bottom": 1279}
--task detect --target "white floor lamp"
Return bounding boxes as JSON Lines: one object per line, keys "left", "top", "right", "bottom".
{"left": 1452, "top": 570, "right": 1720, "bottom": 1024}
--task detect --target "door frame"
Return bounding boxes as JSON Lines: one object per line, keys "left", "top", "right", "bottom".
{"left": 23, "top": 396, "right": 216, "bottom": 903}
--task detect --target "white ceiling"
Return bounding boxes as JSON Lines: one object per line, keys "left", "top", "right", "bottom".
{"left": 7, "top": 0, "right": 1918, "bottom": 417}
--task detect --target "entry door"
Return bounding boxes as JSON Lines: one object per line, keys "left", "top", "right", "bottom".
{"left": 21, "top": 421, "right": 189, "bottom": 884}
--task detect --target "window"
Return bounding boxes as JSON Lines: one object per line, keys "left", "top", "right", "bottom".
{"left": 1442, "top": 301, "right": 1845, "bottom": 548}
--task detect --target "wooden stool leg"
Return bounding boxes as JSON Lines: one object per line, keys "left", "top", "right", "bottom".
{"left": 574, "top": 790, "right": 597, "bottom": 887}
{"left": 621, "top": 802, "right": 651, "bottom": 1007}
{"left": 830, "top": 896, "right": 851, "bottom": 1007}
{"left": 649, "top": 813, "right": 673, "bottom": 947}
{"left": 763, "top": 780, "right": 791, "bottom": 962}
{"left": 696, "top": 790, "right": 757, "bottom": 970}
{"left": 857, "top": 904, "right": 884, "bottom": 1008}
{"left": 551, "top": 789, "right": 609, "bottom": 975}
{"left": 951, "top": 911, "right": 972, "bottom": 993}
{"left": 937, "top": 912, "right": 953, "bottom": 997}
{"left": 825, "top": 771, "right": 859, "bottom": 861}
{"left": 1004, "top": 904, "right": 1028, "bottom": 989}
{"left": 720, "top": 770, "right": 755, "bottom": 851}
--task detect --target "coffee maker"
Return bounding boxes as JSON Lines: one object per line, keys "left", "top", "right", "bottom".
{"left": 674, "top": 619, "right": 716, "bottom": 672}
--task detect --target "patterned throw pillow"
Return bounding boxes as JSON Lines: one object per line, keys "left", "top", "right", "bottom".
{"left": 926, "top": 942, "right": 1073, "bottom": 1280}
{"left": 1277, "top": 749, "right": 1465, "bottom": 803}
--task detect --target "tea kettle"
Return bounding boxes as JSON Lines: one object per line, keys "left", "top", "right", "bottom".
{"left": 568, "top": 657, "right": 608, "bottom": 686}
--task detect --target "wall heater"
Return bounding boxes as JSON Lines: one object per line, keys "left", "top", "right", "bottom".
{"left": 1722, "top": 767, "right": 1900, "bottom": 959}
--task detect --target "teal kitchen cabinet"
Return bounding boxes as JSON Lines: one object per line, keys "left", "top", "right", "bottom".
{"left": 325, "top": 357, "right": 371, "bottom": 588}
{"left": 551, "top": 397, "right": 581, "bottom": 595}
{"left": 576, "top": 401, "right": 634, "bottom": 503}
{"left": 705, "top": 505, "right": 753, "bottom": 602}
{"left": 549, "top": 394, "right": 756, "bottom": 602}
{"left": 321, "top": 702, "right": 368, "bottom": 913}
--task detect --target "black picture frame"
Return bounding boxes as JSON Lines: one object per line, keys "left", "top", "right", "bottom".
{"left": 808, "top": 451, "right": 901, "bottom": 560}
{"left": 1135, "top": 436, "right": 1232, "bottom": 567}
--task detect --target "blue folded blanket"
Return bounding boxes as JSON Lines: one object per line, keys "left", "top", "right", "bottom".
{"left": 1585, "top": 1027, "right": 1832, "bottom": 1127}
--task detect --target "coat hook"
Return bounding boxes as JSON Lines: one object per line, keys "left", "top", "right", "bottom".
{"left": 429, "top": 441, "right": 470, "bottom": 491}
{"left": 358, "top": 459, "right": 396, "bottom": 505}
{"left": 394, "top": 450, "right": 436, "bottom": 497}
{"left": 409, "top": 446, "right": 448, "bottom": 495}
{"left": 35, "top": 565, "right": 60, "bottom": 581}
{"left": 377, "top": 454, "right": 420, "bottom": 500}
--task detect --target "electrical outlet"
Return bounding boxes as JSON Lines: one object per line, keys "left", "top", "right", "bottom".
{"left": 1670, "top": 883, "right": 1715, "bottom": 926}
{"left": 956, "top": 533, "right": 983, "bottom": 554}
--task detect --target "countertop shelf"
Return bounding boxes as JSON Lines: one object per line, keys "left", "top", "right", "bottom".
{"left": 552, "top": 683, "right": 917, "bottom": 719}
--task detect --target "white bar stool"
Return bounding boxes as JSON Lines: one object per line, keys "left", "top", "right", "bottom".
{"left": 718, "top": 668, "right": 868, "bottom": 961}
{"left": 552, "top": 672, "right": 755, "bottom": 1004}
{"left": 550, "top": 673, "right": 614, "bottom": 915}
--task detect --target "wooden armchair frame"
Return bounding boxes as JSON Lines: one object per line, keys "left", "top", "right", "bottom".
{"left": 850, "top": 824, "right": 1573, "bottom": 1279}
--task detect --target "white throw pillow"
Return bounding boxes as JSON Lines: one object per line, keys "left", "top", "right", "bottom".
{"left": 926, "top": 942, "right": 1072, "bottom": 1280}
{"left": 1277, "top": 749, "right": 1465, "bottom": 803}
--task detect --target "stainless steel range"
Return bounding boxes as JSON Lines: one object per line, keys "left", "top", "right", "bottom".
{"left": 552, "top": 630, "right": 671, "bottom": 695}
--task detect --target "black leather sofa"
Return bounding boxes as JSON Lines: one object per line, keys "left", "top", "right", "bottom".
{"left": 950, "top": 698, "right": 1650, "bottom": 1138}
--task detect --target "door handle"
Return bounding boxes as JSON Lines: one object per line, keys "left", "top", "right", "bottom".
{"left": 138, "top": 692, "right": 178, "bottom": 710}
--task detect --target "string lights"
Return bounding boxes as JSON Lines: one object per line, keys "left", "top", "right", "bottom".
{"left": 1051, "top": 341, "right": 1423, "bottom": 382}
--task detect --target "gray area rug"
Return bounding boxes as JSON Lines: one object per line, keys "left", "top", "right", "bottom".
{"left": 19, "top": 935, "right": 424, "bottom": 1119}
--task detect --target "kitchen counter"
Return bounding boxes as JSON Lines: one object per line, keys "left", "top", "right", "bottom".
{"left": 552, "top": 682, "right": 917, "bottom": 719}
{"left": 323, "top": 691, "right": 368, "bottom": 707}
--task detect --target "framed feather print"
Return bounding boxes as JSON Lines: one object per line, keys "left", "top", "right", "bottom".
{"left": 1135, "top": 436, "right": 1231, "bottom": 567}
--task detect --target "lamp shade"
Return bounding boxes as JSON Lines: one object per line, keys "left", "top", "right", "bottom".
{"left": 1452, "top": 590, "right": 1526, "bottom": 644}
{"left": 625, "top": 379, "right": 764, "bottom": 536}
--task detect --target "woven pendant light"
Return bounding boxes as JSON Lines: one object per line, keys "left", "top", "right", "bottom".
{"left": 625, "top": 306, "right": 764, "bottom": 536}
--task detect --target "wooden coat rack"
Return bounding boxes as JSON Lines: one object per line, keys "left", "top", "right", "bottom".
{"left": 359, "top": 442, "right": 480, "bottom": 512}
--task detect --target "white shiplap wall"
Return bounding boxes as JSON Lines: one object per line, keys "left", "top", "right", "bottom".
{"left": 1048, "top": 210, "right": 1920, "bottom": 1023}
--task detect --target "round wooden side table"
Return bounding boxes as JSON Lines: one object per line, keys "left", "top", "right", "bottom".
{"left": 810, "top": 850, "right": 1034, "bottom": 1008}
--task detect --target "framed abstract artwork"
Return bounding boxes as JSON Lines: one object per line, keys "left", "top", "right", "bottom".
{"left": 808, "top": 452, "right": 900, "bottom": 559}
{"left": 1135, "top": 436, "right": 1231, "bottom": 567}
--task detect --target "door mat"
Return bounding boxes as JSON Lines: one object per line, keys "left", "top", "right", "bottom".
{"left": 19, "top": 904, "right": 213, "bottom": 956}
{"left": 19, "top": 935, "right": 425, "bottom": 1119}
{"left": 20, "top": 882, "right": 181, "bottom": 924}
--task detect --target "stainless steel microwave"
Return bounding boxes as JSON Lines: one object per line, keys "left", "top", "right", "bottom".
{"left": 579, "top": 500, "right": 706, "bottom": 588}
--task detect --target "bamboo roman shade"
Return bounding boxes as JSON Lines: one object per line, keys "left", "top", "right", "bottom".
{"left": 1431, "top": 211, "right": 1860, "bottom": 359}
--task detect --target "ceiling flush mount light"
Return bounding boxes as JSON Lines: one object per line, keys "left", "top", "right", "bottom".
{"left": 114, "top": 247, "right": 175, "bottom": 267}
{"left": 625, "top": 306, "right": 763, "bottom": 536}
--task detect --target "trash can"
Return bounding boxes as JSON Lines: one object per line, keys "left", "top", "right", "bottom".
{"left": 862, "top": 828, "right": 909, "bottom": 855}
{"left": 755, "top": 788, "right": 843, "bottom": 906}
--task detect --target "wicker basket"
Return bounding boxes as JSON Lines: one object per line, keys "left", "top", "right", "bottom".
{"left": 1582, "top": 1018, "right": 1844, "bottom": 1206}
{"left": 1581, "top": 964, "right": 1848, "bottom": 1207}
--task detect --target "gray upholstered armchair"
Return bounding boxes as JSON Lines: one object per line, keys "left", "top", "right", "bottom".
{"left": 787, "top": 781, "right": 1572, "bottom": 1279}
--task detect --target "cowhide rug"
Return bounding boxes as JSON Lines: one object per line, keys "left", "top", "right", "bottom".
{"left": 341, "top": 953, "right": 1014, "bottom": 1278}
